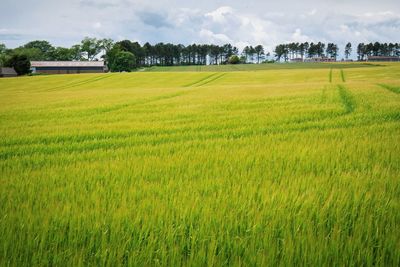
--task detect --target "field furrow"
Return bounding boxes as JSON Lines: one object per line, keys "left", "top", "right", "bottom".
{"left": 337, "top": 85, "right": 356, "bottom": 114}
{"left": 377, "top": 83, "right": 400, "bottom": 94}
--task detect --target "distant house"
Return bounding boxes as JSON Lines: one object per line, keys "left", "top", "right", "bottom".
{"left": 0, "top": 67, "right": 18, "bottom": 78}
{"left": 30, "top": 61, "right": 107, "bottom": 74}
{"left": 304, "top": 57, "right": 336, "bottom": 62}
{"left": 367, "top": 56, "right": 400, "bottom": 62}
{"left": 290, "top": 58, "right": 304, "bottom": 63}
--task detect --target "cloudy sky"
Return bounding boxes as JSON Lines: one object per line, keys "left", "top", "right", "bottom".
{"left": 1, "top": 0, "right": 399, "bottom": 57}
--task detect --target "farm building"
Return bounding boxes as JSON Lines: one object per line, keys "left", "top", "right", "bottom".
{"left": 290, "top": 58, "right": 304, "bottom": 62}
{"left": 304, "top": 57, "right": 336, "bottom": 62}
{"left": 367, "top": 56, "right": 400, "bottom": 62}
{"left": 30, "top": 61, "right": 107, "bottom": 74}
{"left": 0, "top": 67, "right": 18, "bottom": 78}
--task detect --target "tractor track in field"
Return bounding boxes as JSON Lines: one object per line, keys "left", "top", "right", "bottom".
{"left": 377, "top": 84, "right": 400, "bottom": 94}
{"left": 340, "top": 69, "right": 346, "bottom": 82}
{"left": 80, "top": 90, "right": 194, "bottom": 116}
{"left": 42, "top": 74, "right": 113, "bottom": 92}
{"left": 17, "top": 90, "right": 195, "bottom": 119}
{"left": 337, "top": 85, "right": 356, "bottom": 114}
{"left": 183, "top": 73, "right": 219, "bottom": 87}
{"left": 183, "top": 73, "right": 226, "bottom": 87}
{"left": 195, "top": 73, "right": 226, "bottom": 87}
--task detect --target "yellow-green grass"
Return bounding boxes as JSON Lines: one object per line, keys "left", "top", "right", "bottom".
{"left": 0, "top": 63, "right": 399, "bottom": 266}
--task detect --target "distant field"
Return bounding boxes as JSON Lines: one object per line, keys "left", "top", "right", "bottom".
{"left": 0, "top": 63, "right": 399, "bottom": 266}
{"left": 143, "top": 62, "right": 384, "bottom": 72}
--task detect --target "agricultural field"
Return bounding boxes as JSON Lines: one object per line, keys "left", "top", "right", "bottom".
{"left": 0, "top": 63, "right": 399, "bottom": 266}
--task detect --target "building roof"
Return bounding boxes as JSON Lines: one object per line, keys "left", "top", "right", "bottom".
{"left": 0, "top": 67, "right": 17, "bottom": 75}
{"left": 30, "top": 61, "right": 105, "bottom": 67}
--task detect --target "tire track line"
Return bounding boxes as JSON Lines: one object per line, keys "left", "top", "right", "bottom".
{"left": 337, "top": 85, "right": 355, "bottom": 114}
{"left": 195, "top": 73, "right": 226, "bottom": 87}
{"left": 183, "top": 73, "right": 218, "bottom": 87}
{"left": 377, "top": 84, "right": 400, "bottom": 94}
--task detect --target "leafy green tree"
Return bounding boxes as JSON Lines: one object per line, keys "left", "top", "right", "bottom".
{"left": 316, "top": 42, "right": 325, "bottom": 57}
{"left": 23, "top": 40, "right": 54, "bottom": 59}
{"left": 109, "top": 50, "right": 136, "bottom": 72}
{"left": 143, "top": 42, "right": 153, "bottom": 65}
{"left": 12, "top": 47, "right": 43, "bottom": 61}
{"left": 345, "top": 43, "right": 352, "bottom": 60}
{"left": 288, "top": 43, "right": 298, "bottom": 59}
{"left": 249, "top": 46, "right": 256, "bottom": 62}
{"left": 303, "top": 42, "right": 310, "bottom": 58}
{"left": 6, "top": 40, "right": 57, "bottom": 61}
{"left": 372, "top": 42, "right": 381, "bottom": 56}
{"left": 274, "top": 45, "right": 283, "bottom": 61}
{"left": 366, "top": 43, "right": 374, "bottom": 56}
{"left": 5, "top": 54, "right": 31, "bottom": 75}
{"left": 242, "top": 46, "right": 250, "bottom": 63}
{"left": 299, "top": 43, "right": 305, "bottom": 60}
{"left": 254, "top": 45, "right": 265, "bottom": 63}
{"left": 222, "top": 44, "right": 237, "bottom": 62}
{"left": 80, "top": 37, "right": 103, "bottom": 60}
{"left": 0, "top": 43, "right": 6, "bottom": 53}
{"left": 228, "top": 55, "right": 240, "bottom": 64}
{"left": 274, "top": 44, "right": 289, "bottom": 62}
{"left": 116, "top": 40, "right": 135, "bottom": 53}
{"left": 209, "top": 44, "right": 221, "bottom": 65}
{"left": 112, "top": 51, "right": 136, "bottom": 72}
{"left": 0, "top": 43, "right": 8, "bottom": 66}
{"left": 100, "top": 39, "right": 114, "bottom": 55}
{"left": 48, "top": 47, "right": 74, "bottom": 61}
{"left": 326, "top": 43, "right": 338, "bottom": 59}
{"left": 114, "top": 40, "right": 145, "bottom": 66}
{"left": 70, "top": 45, "right": 83, "bottom": 60}
{"left": 105, "top": 44, "right": 124, "bottom": 69}
{"left": 357, "top": 43, "right": 365, "bottom": 60}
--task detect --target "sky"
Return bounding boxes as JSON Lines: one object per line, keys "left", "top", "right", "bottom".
{"left": 1, "top": 0, "right": 399, "bottom": 58}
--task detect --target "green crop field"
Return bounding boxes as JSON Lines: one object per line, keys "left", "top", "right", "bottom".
{"left": 0, "top": 63, "right": 399, "bottom": 266}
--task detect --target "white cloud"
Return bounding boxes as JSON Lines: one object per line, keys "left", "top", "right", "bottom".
{"left": 291, "top": 29, "right": 310, "bottom": 43}
{"left": 93, "top": 22, "right": 102, "bottom": 29}
{"left": 205, "top": 6, "right": 234, "bottom": 23}
{"left": 199, "top": 29, "right": 232, "bottom": 44}
{"left": 308, "top": 9, "right": 317, "bottom": 16}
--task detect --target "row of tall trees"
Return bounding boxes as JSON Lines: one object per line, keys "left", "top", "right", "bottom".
{"left": 0, "top": 38, "right": 268, "bottom": 72}
{"left": 274, "top": 42, "right": 340, "bottom": 61}
{"left": 108, "top": 41, "right": 245, "bottom": 67}
{"left": 0, "top": 38, "right": 115, "bottom": 67}
{"left": 356, "top": 42, "right": 400, "bottom": 60}
{"left": 242, "top": 45, "right": 270, "bottom": 64}
{"left": 274, "top": 42, "right": 400, "bottom": 62}
{"left": 2, "top": 38, "right": 400, "bottom": 73}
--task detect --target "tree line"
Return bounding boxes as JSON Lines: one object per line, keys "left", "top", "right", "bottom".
{"left": 0, "top": 38, "right": 270, "bottom": 73}
{"left": 1, "top": 38, "right": 400, "bottom": 74}
{"left": 274, "top": 42, "right": 339, "bottom": 61}
{"left": 356, "top": 42, "right": 400, "bottom": 60}
{"left": 274, "top": 42, "right": 400, "bottom": 62}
